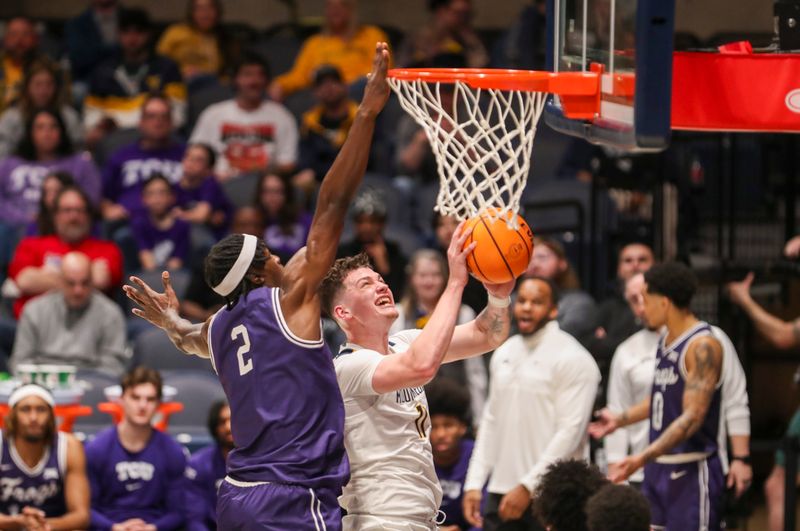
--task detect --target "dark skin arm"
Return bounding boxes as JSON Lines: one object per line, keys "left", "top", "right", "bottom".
{"left": 46, "top": 435, "right": 91, "bottom": 530}
{"left": 610, "top": 335, "right": 723, "bottom": 482}
{"left": 278, "top": 42, "right": 390, "bottom": 341}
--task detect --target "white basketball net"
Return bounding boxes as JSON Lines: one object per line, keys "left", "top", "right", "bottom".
{"left": 388, "top": 78, "right": 548, "bottom": 228}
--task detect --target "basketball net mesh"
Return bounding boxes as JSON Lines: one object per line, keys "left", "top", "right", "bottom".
{"left": 388, "top": 78, "right": 547, "bottom": 228}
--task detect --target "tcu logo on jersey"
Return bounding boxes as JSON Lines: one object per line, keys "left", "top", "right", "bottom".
{"left": 115, "top": 461, "right": 155, "bottom": 482}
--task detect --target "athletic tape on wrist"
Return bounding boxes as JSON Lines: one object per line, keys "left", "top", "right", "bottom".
{"left": 488, "top": 294, "right": 512, "bottom": 308}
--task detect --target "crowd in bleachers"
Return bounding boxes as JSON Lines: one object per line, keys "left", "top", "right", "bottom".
{"left": 0, "top": 0, "right": 798, "bottom": 530}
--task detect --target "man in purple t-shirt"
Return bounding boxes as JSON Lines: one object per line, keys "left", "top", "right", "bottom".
{"left": 101, "top": 94, "right": 185, "bottom": 222}
{"left": 123, "top": 43, "right": 390, "bottom": 530}
{"left": 85, "top": 367, "right": 187, "bottom": 531}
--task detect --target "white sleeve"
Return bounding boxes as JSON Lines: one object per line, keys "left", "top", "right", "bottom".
{"left": 716, "top": 328, "right": 750, "bottom": 436}
{"left": 334, "top": 350, "right": 384, "bottom": 397}
{"left": 519, "top": 350, "right": 600, "bottom": 491}
{"left": 274, "top": 107, "right": 299, "bottom": 166}
{"left": 464, "top": 344, "right": 504, "bottom": 492}
{"left": 604, "top": 346, "right": 632, "bottom": 463}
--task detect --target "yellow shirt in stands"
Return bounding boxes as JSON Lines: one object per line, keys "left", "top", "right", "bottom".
{"left": 275, "top": 25, "right": 392, "bottom": 96}
{"left": 156, "top": 23, "right": 222, "bottom": 78}
{"left": 1, "top": 56, "right": 23, "bottom": 109}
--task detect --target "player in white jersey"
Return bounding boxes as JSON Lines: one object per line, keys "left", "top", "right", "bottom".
{"left": 606, "top": 273, "right": 752, "bottom": 495}
{"left": 319, "top": 223, "right": 514, "bottom": 530}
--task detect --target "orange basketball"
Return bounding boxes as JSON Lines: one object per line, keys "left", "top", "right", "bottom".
{"left": 462, "top": 210, "right": 534, "bottom": 284}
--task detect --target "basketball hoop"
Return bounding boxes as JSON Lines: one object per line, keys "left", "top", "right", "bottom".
{"left": 388, "top": 68, "right": 599, "bottom": 227}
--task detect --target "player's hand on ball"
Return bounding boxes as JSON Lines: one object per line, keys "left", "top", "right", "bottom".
{"left": 498, "top": 484, "right": 531, "bottom": 521}
{"left": 483, "top": 279, "right": 516, "bottom": 299}
{"left": 609, "top": 454, "right": 644, "bottom": 483}
{"left": 447, "top": 220, "right": 476, "bottom": 289}
{"left": 588, "top": 408, "right": 620, "bottom": 439}
{"left": 463, "top": 489, "right": 483, "bottom": 527}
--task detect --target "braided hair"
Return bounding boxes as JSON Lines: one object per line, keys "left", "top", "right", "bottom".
{"left": 204, "top": 234, "right": 268, "bottom": 309}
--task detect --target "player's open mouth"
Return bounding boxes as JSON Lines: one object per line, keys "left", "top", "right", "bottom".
{"left": 375, "top": 296, "right": 392, "bottom": 307}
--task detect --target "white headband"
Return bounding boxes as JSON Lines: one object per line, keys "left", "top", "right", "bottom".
{"left": 9, "top": 385, "right": 55, "bottom": 408}
{"left": 213, "top": 234, "right": 258, "bottom": 297}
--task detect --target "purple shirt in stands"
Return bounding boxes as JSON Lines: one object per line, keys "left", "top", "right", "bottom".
{"left": 0, "top": 431, "right": 68, "bottom": 518}
{"left": 102, "top": 142, "right": 185, "bottom": 216}
{"left": 207, "top": 286, "right": 349, "bottom": 490}
{"left": 186, "top": 444, "right": 226, "bottom": 531}
{"left": 130, "top": 215, "right": 191, "bottom": 265}
{"left": 175, "top": 176, "right": 232, "bottom": 234}
{"left": 85, "top": 426, "right": 187, "bottom": 531}
{"left": 435, "top": 439, "right": 481, "bottom": 530}
{"left": 0, "top": 153, "right": 101, "bottom": 227}
{"left": 263, "top": 211, "right": 312, "bottom": 264}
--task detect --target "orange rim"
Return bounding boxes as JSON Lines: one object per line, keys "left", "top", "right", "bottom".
{"left": 388, "top": 68, "right": 599, "bottom": 95}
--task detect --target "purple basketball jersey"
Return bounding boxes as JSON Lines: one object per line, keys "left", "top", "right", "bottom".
{"left": 0, "top": 431, "right": 67, "bottom": 517}
{"left": 649, "top": 322, "right": 721, "bottom": 455}
{"left": 207, "top": 287, "right": 349, "bottom": 489}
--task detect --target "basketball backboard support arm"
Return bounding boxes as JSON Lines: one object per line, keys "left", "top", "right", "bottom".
{"left": 544, "top": 0, "right": 677, "bottom": 152}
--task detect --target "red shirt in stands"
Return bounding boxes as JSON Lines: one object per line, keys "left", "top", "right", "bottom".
{"left": 8, "top": 235, "right": 124, "bottom": 318}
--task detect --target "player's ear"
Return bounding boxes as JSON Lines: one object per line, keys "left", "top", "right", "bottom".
{"left": 333, "top": 304, "right": 349, "bottom": 322}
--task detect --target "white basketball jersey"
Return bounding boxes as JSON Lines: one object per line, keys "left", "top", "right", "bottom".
{"left": 334, "top": 329, "right": 442, "bottom": 522}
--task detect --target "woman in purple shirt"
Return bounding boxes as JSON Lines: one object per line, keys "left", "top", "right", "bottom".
{"left": 254, "top": 171, "right": 312, "bottom": 264}
{"left": 0, "top": 109, "right": 100, "bottom": 229}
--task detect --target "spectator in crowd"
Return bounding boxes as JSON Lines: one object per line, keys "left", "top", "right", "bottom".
{"left": 101, "top": 94, "right": 186, "bottom": 223}
{"left": 429, "top": 213, "right": 485, "bottom": 314}
{"left": 585, "top": 484, "right": 651, "bottom": 531}
{"left": 0, "top": 109, "right": 101, "bottom": 232}
{"left": 186, "top": 400, "right": 233, "bottom": 531}
{"left": 525, "top": 236, "right": 597, "bottom": 342}
{"left": 190, "top": 52, "right": 298, "bottom": 179}
{"left": 532, "top": 459, "right": 609, "bottom": 531}
{"left": 0, "top": 384, "right": 90, "bottom": 529}
{"left": 497, "top": 1, "right": 547, "bottom": 70}
{"left": 269, "top": 0, "right": 391, "bottom": 101}
{"left": 294, "top": 64, "right": 359, "bottom": 194}
{"left": 85, "top": 367, "right": 187, "bottom": 530}
{"left": 426, "top": 378, "right": 479, "bottom": 531}
{"left": 65, "top": 0, "right": 121, "bottom": 82}
{"left": 84, "top": 8, "right": 186, "bottom": 146}
{"left": 398, "top": 0, "right": 488, "bottom": 68}
{"left": 8, "top": 185, "right": 123, "bottom": 318}
{"left": 179, "top": 205, "right": 263, "bottom": 322}
{"left": 131, "top": 174, "right": 191, "bottom": 271}
{"left": 0, "top": 17, "right": 43, "bottom": 112}
{"left": 390, "top": 249, "right": 487, "bottom": 426}
{"left": 157, "top": 0, "right": 239, "bottom": 83}
{"left": 337, "top": 191, "right": 408, "bottom": 296}
{"left": 29, "top": 170, "right": 75, "bottom": 236}
{"left": 728, "top": 270, "right": 800, "bottom": 531}
{"left": 174, "top": 143, "right": 231, "bottom": 237}
{"left": 463, "top": 277, "right": 600, "bottom": 530}
{"left": 10, "top": 251, "right": 128, "bottom": 376}
{"left": 254, "top": 171, "right": 311, "bottom": 265}
{"left": 606, "top": 273, "right": 752, "bottom": 494}
{"left": 589, "top": 242, "right": 655, "bottom": 368}
{"left": 0, "top": 57, "right": 83, "bottom": 158}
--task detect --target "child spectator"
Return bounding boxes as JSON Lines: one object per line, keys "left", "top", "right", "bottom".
{"left": 131, "top": 174, "right": 190, "bottom": 271}
{"left": 174, "top": 143, "right": 231, "bottom": 237}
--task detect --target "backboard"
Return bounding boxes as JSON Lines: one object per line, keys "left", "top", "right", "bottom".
{"left": 545, "top": 0, "right": 676, "bottom": 151}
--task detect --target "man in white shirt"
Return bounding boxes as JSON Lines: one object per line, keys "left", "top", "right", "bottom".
{"left": 189, "top": 52, "right": 298, "bottom": 179}
{"left": 319, "top": 223, "right": 514, "bottom": 530}
{"left": 605, "top": 273, "right": 752, "bottom": 495}
{"left": 463, "top": 277, "right": 601, "bottom": 531}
